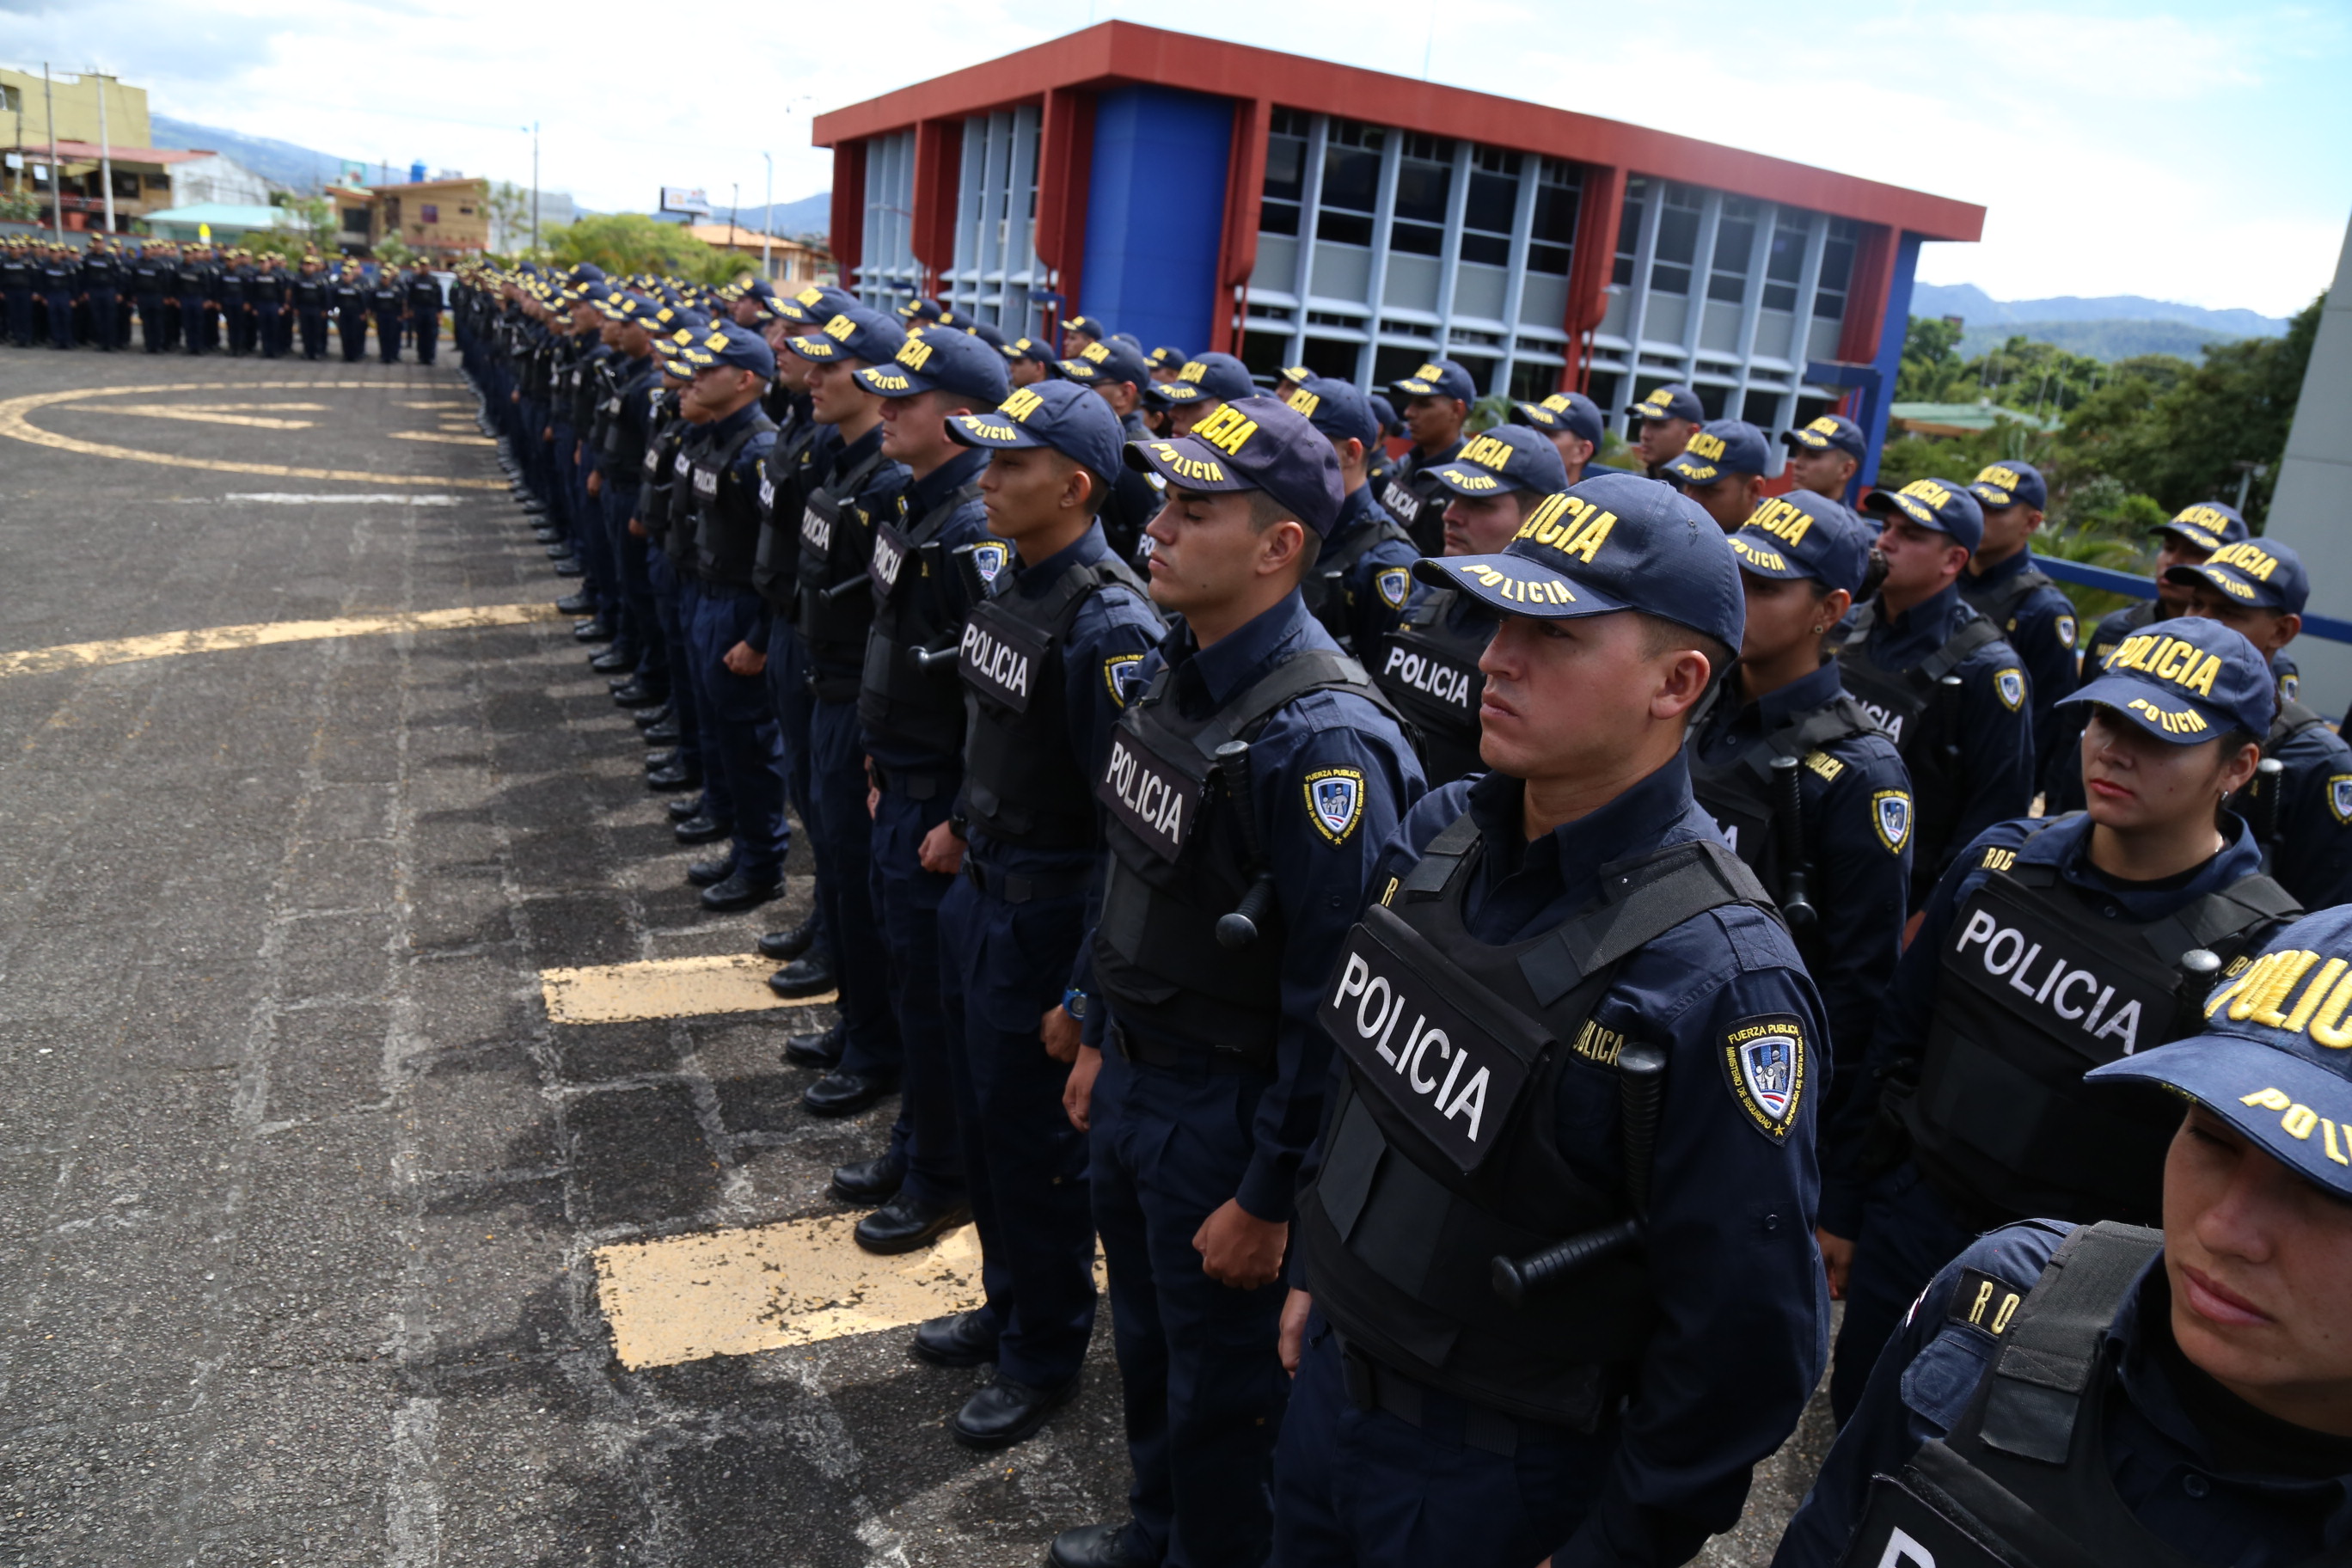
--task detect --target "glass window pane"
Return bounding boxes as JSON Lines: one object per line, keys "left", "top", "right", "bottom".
{"left": 1531, "top": 181, "right": 1577, "bottom": 246}
{"left": 1461, "top": 232, "right": 1510, "bottom": 266}
{"left": 1318, "top": 208, "right": 1374, "bottom": 247}
{"left": 1465, "top": 169, "right": 1517, "bottom": 236}
{"left": 1707, "top": 273, "right": 1744, "bottom": 304}
{"left": 1263, "top": 135, "right": 1304, "bottom": 205}
{"left": 1322, "top": 144, "right": 1381, "bottom": 215}
{"left": 1654, "top": 203, "right": 1699, "bottom": 266}
{"left": 1528, "top": 242, "right": 1572, "bottom": 276}
{"left": 1766, "top": 224, "right": 1805, "bottom": 285}
{"left": 1816, "top": 234, "right": 1854, "bottom": 296}
{"left": 1712, "top": 216, "right": 1755, "bottom": 276}
{"left": 1393, "top": 160, "right": 1450, "bottom": 225}
{"left": 1261, "top": 200, "right": 1299, "bottom": 238}
{"left": 1391, "top": 219, "right": 1442, "bottom": 256}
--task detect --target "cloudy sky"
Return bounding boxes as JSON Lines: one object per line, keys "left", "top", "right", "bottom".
{"left": 6, "top": 0, "right": 2346, "bottom": 317}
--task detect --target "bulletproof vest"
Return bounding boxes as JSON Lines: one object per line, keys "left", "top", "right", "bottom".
{"left": 1838, "top": 604, "right": 2003, "bottom": 873}
{"left": 218, "top": 268, "right": 247, "bottom": 302}
{"left": 857, "top": 481, "right": 989, "bottom": 757}
{"left": 793, "top": 441, "right": 895, "bottom": 665}
{"left": 1092, "top": 648, "right": 1395, "bottom": 1060}
{"left": 1835, "top": 1222, "right": 2330, "bottom": 1568}
{"left": 639, "top": 395, "right": 683, "bottom": 546}
{"left": 753, "top": 417, "right": 828, "bottom": 611}
{"left": 690, "top": 412, "right": 777, "bottom": 589}
{"left": 1960, "top": 560, "right": 2058, "bottom": 635}
{"left": 1908, "top": 824, "right": 2298, "bottom": 1225}
{"left": 1371, "top": 588, "right": 1490, "bottom": 787}
{"left": 960, "top": 553, "right": 1156, "bottom": 850}
{"left": 2087, "top": 599, "right": 2157, "bottom": 666}
{"left": 1303, "top": 509, "right": 1414, "bottom": 648}
{"left": 0, "top": 256, "right": 23, "bottom": 288}
{"left": 1685, "top": 683, "right": 1883, "bottom": 908}
{"left": 600, "top": 364, "right": 656, "bottom": 476}
{"left": 371, "top": 283, "right": 400, "bottom": 311}
{"left": 407, "top": 278, "right": 439, "bottom": 312}
{"left": 1377, "top": 452, "right": 1453, "bottom": 554}
{"left": 1296, "top": 816, "right": 1778, "bottom": 1430}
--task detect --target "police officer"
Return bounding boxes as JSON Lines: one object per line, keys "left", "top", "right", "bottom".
{"left": 1959, "top": 460, "right": 2079, "bottom": 781}
{"left": 1779, "top": 412, "right": 1867, "bottom": 504}
{"left": 910, "top": 381, "right": 1164, "bottom": 1454}
{"left": 1842, "top": 478, "right": 2036, "bottom": 903}
{"left": 1371, "top": 425, "right": 1567, "bottom": 787}
{"left": 39, "top": 242, "right": 74, "bottom": 348}
{"left": 130, "top": 241, "right": 170, "bottom": 352}
{"left": 407, "top": 260, "right": 444, "bottom": 364}
{"left": 1693, "top": 493, "right": 1911, "bottom": 1306}
{"left": 1060, "top": 313, "right": 1106, "bottom": 357}
{"left": 1281, "top": 375, "right": 1418, "bottom": 658}
{"left": 81, "top": 237, "right": 121, "bottom": 352}
{"left": 836, "top": 327, "right": 1013, "bottom": 1253}
{"left": 593, "top": 295, "right": 668, "bottom": 722}
{"left": 786, "top": 303, "right": 913, "bottom": 1115}
{"left": 0, "top": 239, "right": 32, "bottom": 348}
{"left": 369, "top": 262, "right": 405, "bottom": 363}
{"left": 1626, "top": 382, "right": 1705, "bottom": 478}
{"left": 1828, "top": 616, "right": 2294, "bottom": 1422}
{"left": 334, "top": 264, "right": 369, "bottom": 362}
{"left": 217, "top": 248, "right": 252, "bottom": 357}
{"left": 1662, "top": 417, "right": 1773, "bottom": 531}
{"left": 1001, "top": 335, "right": 1057, "bottom": 389}
{"left": 1057, "top": 337, "right": 1161, "bottom": 564}
{"left": 1048, "top": 396, "right": 1423, "bottom": 1568}
{"left": 1272, "top": 469, "right": 1829, "bottom": 1568}
{"left": 1377, "top": 358, "right": 1475, "bottom": 554}
{"left": 291, "top": 254, "right": 332, "bottom": 361}
{"left": 1146, "top": 352, "right": 1255, "bottom": 440}
{"left": 2171, "top": 537, "right": 2352, "bottom": 910}
{"left": 1146, "top": 345, "right": 1187, "bottom": 383}
{"left": 254, "top": 254, "right": 289, "bottom": 358}
{"left": 1506, "top": 389, "right": 1602, "bottom": 485}
{"left": 1778, "top": 902, "right": 2352, "bottom": 1568}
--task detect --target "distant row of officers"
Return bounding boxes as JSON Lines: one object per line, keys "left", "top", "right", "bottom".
{"left": 461, "top": 264, "right": 2352, "bottom": 1568}
{"left": 0, "top": 236, "right": 444, "bottom": 363}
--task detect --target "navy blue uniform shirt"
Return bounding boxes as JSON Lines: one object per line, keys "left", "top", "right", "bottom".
{"left": 699, "top": 401, "right": 779, "bottom": 627}
{"left": 1321, "top": 482, "right": 1420, "bottom": 652}
{"left": 1086, "top": 591, "right": 1424, "bottom": 1222}
{"left": 1848, "top": 583, "right": 2036, "bottom": 892}
{"left": 1322, "top": 758, "right": 1828, "bottom": 1568}
{"left": 1776, "top": 1222, "right": 2352, "bottom": 1568}
{"left": 2262, "top": 708, "right": 2352, "bottom": 911}
{"left": 1691, "top": 659, "right": 1910, "bottom": 1235}
{"left": 861, "top": 444, "right": 994, "bottom": 771}
{"left": 1964, "top": 548, "right": 2079, "bottom": 780}
{"left": 803, "top": 423, "right": 904, "bottom": 684}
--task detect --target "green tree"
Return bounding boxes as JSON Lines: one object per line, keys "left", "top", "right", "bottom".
{"left": 1896, "top": 315, "right": 1966, "bottom": 401}
{"left": 545, "top": 212, "right": 737, "bottom": 285}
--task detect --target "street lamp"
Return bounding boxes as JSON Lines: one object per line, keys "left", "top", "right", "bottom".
{"left": 518, "top": 121, "right": 539, "bottom": 254}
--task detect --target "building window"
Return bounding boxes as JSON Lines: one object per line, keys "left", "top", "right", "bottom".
{"left": 1316, "top": 119, "right": 1384, "bottom": 248}
{"left": 1388, "top": 132, "right": 1452, "bottom": 258}
{"left": 1707, "top": 196, "right": 1759, "bottom": 304}
{"left": 1613, "top": 177, "right": 1646, "bottom": 288}
{"left": 1460, "top": 145, "right": 1519, "bottom": 266}
{"left": 1261, "top": 107, "right": 1308, "bottom": 237}
{"left": 1814, "top": 217, "right": 1858, "bottom": 322}
{"left": 1761, "top": 213, "right": 1807, "bottom": 310}
{"left": 421, "top": 203, "right": 439, "bottom": 224}
{"left": 1649, "top": 182, "right": 1702, "bottom": 297}
{"left": 1528, "top": 160, "right": 1578, "bottom": 276}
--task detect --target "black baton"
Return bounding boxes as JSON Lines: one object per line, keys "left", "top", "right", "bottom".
{"left": 2254, "top": 757, "right": 2285, "bottom": 874}
{"left": 1492, "top": 1041, "right": 1667, "bottom": 1308}
{"left": 1771, "top": 754, "right": 1817, "bottom": 935}
{"left": 1213, "top": 738, "right": 1277, "bottom": 949}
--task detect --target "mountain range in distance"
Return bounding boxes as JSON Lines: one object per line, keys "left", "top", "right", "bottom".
{"left": 1910, "top": 281, "right": 2288, "bottom": 364}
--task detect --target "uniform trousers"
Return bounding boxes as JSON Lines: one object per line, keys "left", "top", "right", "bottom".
{"left": 3, "top": 285, "right": 30, "bottom": 346}
{"left": 805, "top": 698, "right": 901, "bottom": 1076}
{"left": 299, "top": 309, "right": 328, "bottom": 360}
{"left": 44, "top": 289, "right": 72, "bottom": 347}
{"left": 87, "top": 289, "right": 119, "bottom": 350}
{"left": 337, "top": 309, "right": 366, "bottom": 361}
{"left": 1089, "top": 1049, "right": 1291, "bottom": 1568}
{"left": 937, "top": 872, "right": 1096, "bottom": 1387}
{"left": 138, "top": 293, "right": 168, "bottom": 351}
{"left": 683, "top": 585, "right": 788, "bottom": 879}
{"left": 413, "top": 315, "right": 439, "bottom": 364}
{"left": 604, "top": 481, "right": 660, "bottom": 685}
{"left": 1829, "top": 1159, "right": 1981, "bottom": 1425}
{"left": 647, "top": 547, "right": 708, "bottom": 809}
{"left": 867, "top": 781, "right": 968, "bottom": 1206}
{"left": 374, "top": 309, "right": 402, "bottom": 363}
{"left": 763, "top": 619, "right": 827, "bottom": 959}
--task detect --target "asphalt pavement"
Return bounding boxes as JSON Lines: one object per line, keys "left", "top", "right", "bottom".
{"left": 0, "top": 344, "right": 1833, "bottom": 1566}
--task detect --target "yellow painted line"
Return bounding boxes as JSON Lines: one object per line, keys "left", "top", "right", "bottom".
{"left": 541, "top": 953, "right": 834, "bottom": 1025}
{"left": 0, "top": 603, "right": 566, "bottom": 679}
{"left": 595, "top": 1214, "right": 983, "bottom": 1369}
{"left": 0, "top": 383, "right": 508, "bottom": 489}
{"left": 100, "top": 403, "right": 322, "bottom": 431}
{"left": 390, "top": 431, "right": 496, "bottom": 446}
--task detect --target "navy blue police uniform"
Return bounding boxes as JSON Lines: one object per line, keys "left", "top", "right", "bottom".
{"left": 406, "top": 267, "right": 443, "bottom": 364}
{"left": 80, "top": 243, "right": 121, "bottom": 352}
{"left": 1282, "top": 375, "right": 1419, "bottom": 655}
{"left": 1828, "top": 617, "right": 2299, "bottom": 1423}
{"left": 1957, "top": 462, "right": 2079, "bottom": 782}
{"left": 1376, "top": 358, "right": 1477, "bottom": 554}
{"left": 922, "top": 383, "right": 1166, "bottom": 1442}
{"left": 291, "top": 264, "right": 331, "bottom": 360}
{"left": 1274, "top": 470, "right": 1830, "bottom": 1568}
{"left": 1069, "top": 399, "right": 1424, "bottom": 1568}
{"left": 0, "top": 243, "right": 33, "bottom": 346}
{"left": 39, "top": 248, "right": 74, "bottom": 348}
{"left": 1779, "top": 902, "right": 2352, "bottom": 1568}
{"left": 1696, "top": 494, "right": 1912, "bottom": 1253}
{"left": 1779, "top": 412, "right": 1871, "bottom": 507}
{"left": 1842, "top": 479, "right": 2037, "bottom": 903}
{"left": 369, "top": 266, "right": 404, "bottom": 362}
{"left": 129, "top": 245, "right": 169, "bottom": 352}
{"left": 2167, "top": 538, "right": 2352, "bottom": 912}
{"left": 1057, "top": 338, "right": 1162, "bottom": 566}
{"left": 1627, "top": 382, "right": 1707, "bottom": 479}
{"left": 592, "top": 295, "right": 667, "bottom": 704}
{"left": 334, "top": 268, "right": 367, "bottom": 361}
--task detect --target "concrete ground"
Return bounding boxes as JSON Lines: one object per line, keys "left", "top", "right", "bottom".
{"left": 0, "top": 345, "right": 1832, "bottom": 1565}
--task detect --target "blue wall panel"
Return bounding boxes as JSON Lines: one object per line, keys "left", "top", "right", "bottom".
{"left": 1859, "top": 230, "right": 1923, "bottom": 489}
{"left": 1081, "top": 85, "right": 1233, "bottom": 357}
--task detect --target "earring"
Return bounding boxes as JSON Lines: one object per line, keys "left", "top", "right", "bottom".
{"left": 1810, "top": 625, "right": 1825, "bottom": 634}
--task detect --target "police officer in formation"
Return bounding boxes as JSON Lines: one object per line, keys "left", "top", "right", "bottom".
{"left": 444, "top": 262, "right": 2352, "bottom": 1568}
{"left": 1375, "top": 358, "right": 1474, "bottom": 553}
{"left": 1626, "top": 382, "right": 1705, "bottom": 478}
{"left": 1957, "top": 459, "right": 2080, "bottom": 781}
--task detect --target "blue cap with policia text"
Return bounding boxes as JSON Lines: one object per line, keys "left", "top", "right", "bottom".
{"left": 2165, "top": 537, "right": 2312, "bottom": 615}
{"left": 2155, "top": 500, "right": 2250, "bottom": 554}
{"left": 1780, "top": 412, "right": 1866, "bottom": 459}
{"left": 1124, "top": 394, "right": 1345, "bottom": 536}
{"left": 1862, "top": 475, "right": 1986, "bottom": 553}
{"left": 1148, "top": 352, "right": 1256, "bottom": 407}
{"left": 854, "top": 325, "right": 1011, "bottom": 405}
{"left": 1430, "top": 426, "right": 1571, "bottom": 496}
{"left": 1060, "top": 336, "right": 1152, "bottom": 389}
{"left": 1663, "top": 419, "right": 1770, "bottom": 485}
{"left": 1628, "top": 383, "right": 1704, "bottom": 423}
{"left": 1390, "top": 358, "right": 1478, "bottom": 402}
{"left": 784, "top": 304, "right": 905, "bottom": 367}
{"left": 1281, "top": 374, "right": 1382, "bottom": 448}
{"left": 946, "top": 379, "right": 1128, "bottom": 483}
{"left": 1726, "top": 491, "right": 1873, "bottom": 597}
{"left": 677, "top": 321, "right": 777, "bottom": 379}
{"left": 2059, "top": 614, "right": 2275, "bottom": 744}
{"left": 1417, "top": 469, "right": 1746, "bottom": 649}
{"left": 1509, "top": 390, "right": 1604, "bottom": 446}
{"left": 2090, "top": 903, "right": 2352, "bottom": 1201}
{"left": 1967, "top": 459, "right": 2048, "bottom": 511}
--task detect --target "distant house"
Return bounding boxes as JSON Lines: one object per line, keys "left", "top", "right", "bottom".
{"left": 141, "top": 202, "right": 297, "bottom": 244}
{"left": 684, "top": 223, "right": 834, "bottom": 285}
{"left": 1889, "top": 401, "right": 2062, "bottom": 438}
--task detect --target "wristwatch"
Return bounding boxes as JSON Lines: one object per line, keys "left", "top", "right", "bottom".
{"left": 1061, "top": 988, "right": 1090, "bottom": 1020}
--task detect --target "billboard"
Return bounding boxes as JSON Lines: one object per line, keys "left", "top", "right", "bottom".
{"left": 658, "top": 187, "right": 711, "bottom": 217}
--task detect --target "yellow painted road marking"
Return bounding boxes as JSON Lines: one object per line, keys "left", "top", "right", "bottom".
{"left": 595, "top": 1214, "right": 983, "bottom": 1369}
{"left": 390, "top": 431, "right": 496, "bottom": 446}
{"left": 540, "top": 954, "right": 834, "bottom": 1025}
{"left": 99, "top": 402, "right": 326, "bottom": 431}
{"left": 0, "top": 383, "right": 508, "bottom": 489}
{"left": 0, "top": 603, "right": 566, "bottom": 679}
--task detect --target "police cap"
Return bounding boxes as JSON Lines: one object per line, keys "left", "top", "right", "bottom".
{"left": 1628, "top": 383, "right": 1705, "bottom": 423}
{"left": 1510, "top": 391, "right": 1603, "bottom": 446}
{"left": 1727, "top": 492, "right": 1872, "bottom": 597}
{"left": 1390, "top": 358, "right": 1478, "bottom": 402}
{"left": 2155, "top": 501, "right": 2251, "bottom": 554}
{"left": 1663, "top": 419, "right": 1771, "bottom": 486}
{"left": 2165, "top": 537, "right": 2311, "bottom": 616}
{"left": 1059, "top": 337, "right": 1151, "bottom": 390}
{"left": 1431, "top": 426, "right": 1571, "bottom": 496}
{"left": 1282, "top": 375, "right": 1382, "bottom": 449}
{"left": 1967, "top": 460, "right": 2049, "bottom": 512}
{"left": 785, "top": 304, "right": 906, "bottom": 367}
{"left": 1779, "top": 412, "right": 1867, "bottom": 460}
{"left": 946, "top": 379, "right": 1126, "bottom": 486}
{"left": 678, "top": 321, "right": 776, "bottom": 380}
{"left": 1124, "top": 395, "right": 1345, "bottom": 537}
{"left": 2060, "top": 614, "right": 2275, "bottom": 744}
{"left": 1861, "top": 476, "right": 1985, "bottom": 553}
{"left": 1149, "top": 352, "right": 1256, "bottom": 407}
{"left": 854, "top": 326, "right": 1011, "bottom": 405}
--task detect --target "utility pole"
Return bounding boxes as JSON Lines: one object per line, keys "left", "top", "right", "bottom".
{"left": 93, "top": 70, "right": 113, "bottom": 235}
{"left": 530, "top": 121, "right": 539, "bottom": 254}
{"left": 731, "top": 181, "right": 739, "bottom": 252}
{"left": 762, "top": 151, "right": 773, "bottom": 282}
{"left": 42, "top": 64, "right": 62, "bottom": 242}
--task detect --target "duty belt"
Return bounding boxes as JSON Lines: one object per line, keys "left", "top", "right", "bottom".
{"left": 1108, "top": 1021, "right": 1271, "bottom": 1075}
{"left": 867, "top": 762, "right": 957, "bottom": 801}
{"left": 1337, "top": 1337, "right": 1564, "bottom": 1455}
{"left": 963, "top": 860, "right": 1091, "bottom": 904}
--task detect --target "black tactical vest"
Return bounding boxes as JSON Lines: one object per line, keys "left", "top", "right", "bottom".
{"left": 1377, "top": 456, "right": 1451, "bottom": 555}
{"left": 857, "top": 481, "right": 988, "bottom": 757}
{"left": 794, "top": 442, "right": 895, "bottom": 674}
{"left": 664, "top": 421, "right": 705, "bottom": 560}
{"left": 1835, "top": 1222, "right": 2334, "bottom": 1568}
{"left": 639, "top": 395, "right": 683, "bottom": 549}
{"left": 1838, "top": 605, "right": 2003, "bottom": 873}
{"left": 1092, "top": 648, "right": 1391, "bottom": 1060}
{"left": 1960, "top": 560, "right": 2058, "bottom": 636}
{"left": 601, "top": 365, "right": 657, "bottom": 479}
{"left": 960, "top": 554, "right": 1156, "bottom": 849}
{"left": 1371, "top": 588, "right": 1490, "bottom": 787}
{"left": 1295, "top": 815, "right": 1778, "bottom": 1429}
{"left": 691, "top": 411, "right": 778, "bottom": 589}
{"left": 1685, "top": 685, "right": 1884, "bottom": 901}
{"left": 1304, "top": 510, "right": 1415, "bottom": 649}
{"left": 754, "top": 416, "right": 828, "bottom": 612}
{"left": 1908, "top": 824, "right": 2297, "bottom": 1225}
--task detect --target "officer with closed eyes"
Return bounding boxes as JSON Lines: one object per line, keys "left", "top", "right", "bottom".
{"left": 1272, "top": 470, "right": 1830, "bottom": 1568}
{"left": 1827, "top": 616, "right": 2300, "bottom": 1424}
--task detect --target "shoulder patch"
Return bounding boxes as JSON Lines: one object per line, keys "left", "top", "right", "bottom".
{"left": 1304, "top": 766, "right": 1367, "bottom": 844}
{"left": 969, "top": 540, "right": 1009, "bottom": 585}
{"left": 1375, "top": 567, "right": 1412, "bottom": 610}
{"left": 1994, "top": 667, "right": 2025, "bottom": 712}
{"left": 1102, "top": 652, "right": 1144, "bottom": 708}
{"left": 1720, "top": 1014, "right": 1807, "bottom": 1142}
{"left": 2331, "top": 775, "right": 2352, "bottom": 827}
{"left": 1872, "top": 789, "right": 1913, "bottom": 854}
{"left": 2281, "top": 671, "right": 2301, "bottom": 704}
{"left": 1803, "top": 749, "right": 1845, "bottom": 782}
{"left": 1946, "top": 1266, "right": 2030, "bottom": 1338}
{"left": 2054, "top": 614, "right": 2077, "bottom": 651}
